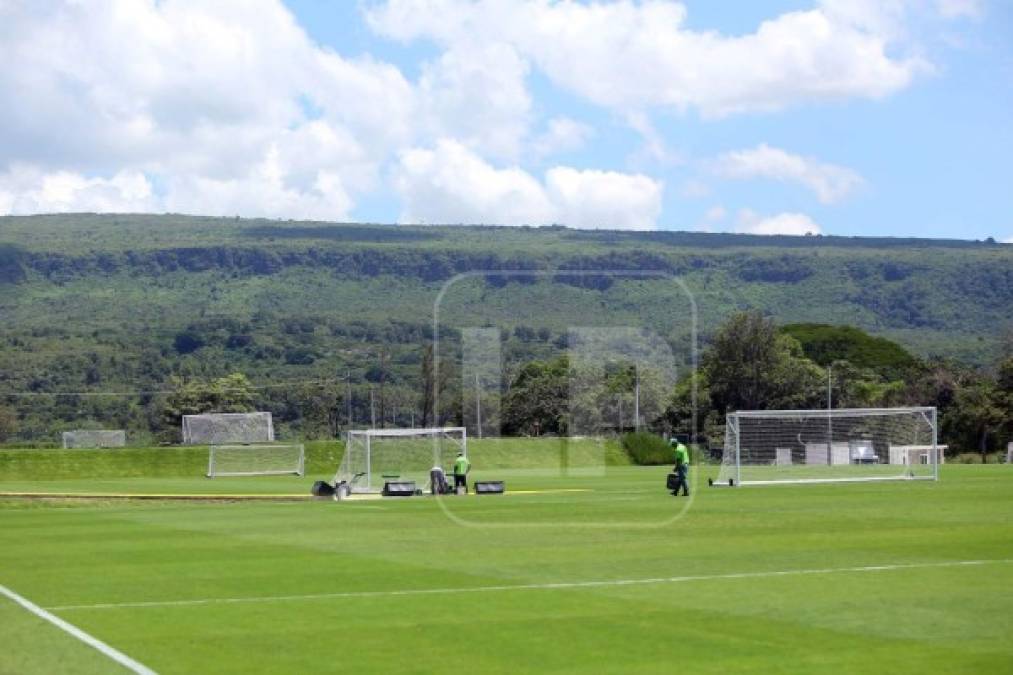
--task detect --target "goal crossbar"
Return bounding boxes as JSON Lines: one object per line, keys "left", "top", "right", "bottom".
{"left": 716, "top": 407, "right": 939, "bottom": 487}
{"left": 207, "top": 443, "right": 305, "bottom": 478}
{"left": 336, "top": 427, "right": 467, "bottom": 493}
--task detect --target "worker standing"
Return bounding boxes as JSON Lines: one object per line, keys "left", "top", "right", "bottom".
{"left": 670, "top": 438, "right": 690, "bottom": 497}
{"left": 453, "top": 451, "right": 471, "bottom": 494}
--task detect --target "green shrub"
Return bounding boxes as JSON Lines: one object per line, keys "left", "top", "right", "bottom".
{"left": 621, "top": 432, "right": 673, "bottom": 466}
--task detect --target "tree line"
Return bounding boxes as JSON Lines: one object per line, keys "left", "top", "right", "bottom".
{"left": 1, "top": 312, "right": 1010, "bottom": 458}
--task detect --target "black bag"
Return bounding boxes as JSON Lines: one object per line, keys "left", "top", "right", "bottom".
{"left": 311, "top": 480, "right": 335, "bottom": 497}
{"left": 666, "top": 473, "right": 679, "bottom": 490}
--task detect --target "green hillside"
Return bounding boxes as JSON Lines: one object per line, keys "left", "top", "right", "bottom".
{"left": 0, "top": 214, "right": 1010, "bottom": 441}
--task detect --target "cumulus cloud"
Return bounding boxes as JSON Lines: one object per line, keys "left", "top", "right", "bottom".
{"left": 0, "top": 0, "right": 407, "bottom": 218}
{"left": 711, "top": 144, "right": 865, "bottom": 204}
{"left": 0, "top": 165, "right": 157, "bottom": 215}
{"left": 735, "top": 209, "right": 823, "bottom": 236}
{"left": 368, "top": 0, "right": 931, "bottom": 118}
{"left": 416, "top": 42, "right": 532, "bottom": 160}
{"left": 393, "top": 139, "right": 661, "bottom": 229}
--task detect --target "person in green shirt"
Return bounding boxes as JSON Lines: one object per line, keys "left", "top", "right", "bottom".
{"left": 453, "top": 451, "right": 471, "bottom": 493}
{"left": 670, "top": 438, "right": 690, "bottom": 497}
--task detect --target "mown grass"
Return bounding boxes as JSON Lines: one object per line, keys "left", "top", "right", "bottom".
{"left": 1, "top": 454, "right": 1011, "bottom": 674}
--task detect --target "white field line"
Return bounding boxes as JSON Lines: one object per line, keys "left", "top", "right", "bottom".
{"left": 48, "top": 558, "right": 1012, "bottom": 612}
{"left": 0, "top": 584, "right": 157, "bottom": 675}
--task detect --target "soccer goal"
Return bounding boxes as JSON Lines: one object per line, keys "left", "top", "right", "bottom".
{"left": 335, "top": 427, "right": 467, "bottom": 494}
{"left": 183, "top": 412, "right": 274, "bottom": 445}
{"left": 62, "top": 429, "right": 127, "bottom": 448}
{"left": 714, "top": 407, "right": 939, "bottom": 487}
{"left": 207, "top": 443, "right": 305, "bottom": 478}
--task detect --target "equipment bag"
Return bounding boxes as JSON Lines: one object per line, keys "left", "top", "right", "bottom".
{"left": 666, "top": 473, "right": 679, "bottom": 490}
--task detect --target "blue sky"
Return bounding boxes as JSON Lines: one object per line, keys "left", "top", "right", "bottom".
{"left": 1, "top": 0, "right": 1010, "bottom": 240}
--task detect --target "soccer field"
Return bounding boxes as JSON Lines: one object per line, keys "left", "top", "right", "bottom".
{"left": 2, "top": 461, "right": 1012, "bottom": 674}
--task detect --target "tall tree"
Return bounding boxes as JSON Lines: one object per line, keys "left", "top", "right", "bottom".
{"left": 705, "top": 311, "right": 825, "bottom": 413}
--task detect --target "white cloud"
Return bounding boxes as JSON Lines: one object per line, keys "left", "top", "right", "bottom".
{"left": 711, "top": 144, "right": 865, "bottom": 204}
{"left": 368, "top": 0, "right": 931, "bottom": 118}
{"left": 393, "top": 139, "right": 661, "bottom": 229}
{"left": 532, "top": 117, "right": 594, "bottom": 158}
{"left": 936, "top": 0, "right": 983, "bottom": 19}
{"left": 0, "top": 165, "right": 157, "bottom": 214}
{"left": 416, "top": 42, "right": 532, "bottom": 160}
{"left": 0, "top": 0, "right": 412, "bottom": 218}
{"left": 1002, "top": 235, "right": 1013, "bottom": 244}
{"left": 735, "top": 209, "right": 823, "bottom": 236}
{"left": 546, "top": 167, "right": 663, "bottom": 231}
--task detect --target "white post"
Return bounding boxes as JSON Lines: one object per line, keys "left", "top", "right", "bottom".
{"left": 734, "top": 414, "right": 741, "bottom": 487}
{"left": 366, "top": 433, "right": 372, "bottom": 491}
{"left": 370, "top": 389, "right": 376, "bottom": 429}
{"left": 827, "top": 366, "right": 833, "bottom": 464}
{"left": 932, "top": 407, "right": 939, "bottom": 481}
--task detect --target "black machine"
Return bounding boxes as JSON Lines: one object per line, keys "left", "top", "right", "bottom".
{"left": 311, "top": 480, "right": 335, "bottom": 497}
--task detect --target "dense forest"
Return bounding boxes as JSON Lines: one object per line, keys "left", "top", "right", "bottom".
{"left": 0, "top": 214, "right": 1010, "bottom": 453}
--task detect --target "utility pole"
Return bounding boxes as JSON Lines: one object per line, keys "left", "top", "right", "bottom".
{"left": 618, "top": 394, "right": 623, "bottom": 433}
{"left": 346, "top": 370, "right": 352, "bottom": 430}
{"left": 634, "top": 363, "right": 640, "bottom": 432}
{"left": 370, "top": 388, "right": 376, "bottom": 429}
{"left": 475, "top": 372, "right": 483, "bottom": 439}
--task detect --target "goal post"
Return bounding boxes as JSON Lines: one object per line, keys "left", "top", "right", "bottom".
{"left": 335, "top": 427, "right": 467, "bottom": 493}
{"left": 207, "top": 443, "right": 305, "bottom": 478}
{"left": 714, "top": 407, "right": 939, "bottom": 487}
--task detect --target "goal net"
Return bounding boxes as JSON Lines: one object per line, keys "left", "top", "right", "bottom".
{"left": 207, "top": 443, "right": 305, "bottom": 478}
{"left": 335, "top": 428, "right": 467, "bottom": 494}
{"left": 62, "top": 430, "right": 126, "bottom": 448}
{"left": 715, "top": 407, "right": 939, "bottom": 486}
{"left": 183, "top": 412, "right": 274, "bottom": 445}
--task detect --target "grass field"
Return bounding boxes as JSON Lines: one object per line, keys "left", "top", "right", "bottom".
{"left": 1, "top": 443, "right": 1012, "bottom": 674}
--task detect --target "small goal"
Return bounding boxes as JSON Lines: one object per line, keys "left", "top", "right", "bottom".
{"left": 183, "top": 412, "right": 274, "bottom": 445}
{"left": 62, "top": 430, "right": 126, "bottom": 449}
{"left": 207, "top": 443, "right": 305, "bottom": 478}
{"left": 335, "top": 427, "right": 467, "bottom": 494}
{"left": 714, "top": 407, "right": 939, "bottom": 487}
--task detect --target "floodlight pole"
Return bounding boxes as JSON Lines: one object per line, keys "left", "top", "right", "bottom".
{"left": 370, "top": 389, "right": 376, "bottom": 429}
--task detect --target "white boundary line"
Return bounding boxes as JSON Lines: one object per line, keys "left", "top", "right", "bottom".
{"left": 48, "top": 558, "right": 1012, "bottom": 612}
{"left": 0, "top": 584, "right": 156, "bottom": 674}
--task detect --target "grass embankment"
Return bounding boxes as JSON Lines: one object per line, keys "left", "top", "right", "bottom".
{"left": 0, "top": 437, "right": 630, "bottom": 496}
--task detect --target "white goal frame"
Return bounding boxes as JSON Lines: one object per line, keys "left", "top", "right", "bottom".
{"left": 62, "top": 429, "right": 126, "bottom": 449}
{"left": 335, "top": 427, "right": 467, "bottom": 493}
{"left": 183, "top": 412, "right": 274, "bottom": 445}
{"left": 716, "top": 407, "right": 939, "bottom": 487}
{"left": 207, "top": 443, "right": 305, "bottom": 478}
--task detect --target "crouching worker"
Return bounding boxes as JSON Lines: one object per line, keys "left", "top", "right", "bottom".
{"left": 453, "top": 451, "right": 471, "bottom": 493}
{"left": 670, "top": 438, "right": 690, "bottom": 497}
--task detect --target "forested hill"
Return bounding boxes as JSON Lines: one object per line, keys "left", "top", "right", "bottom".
{"left": 1, "top": 214, "right": 1010, "bottom": 363}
